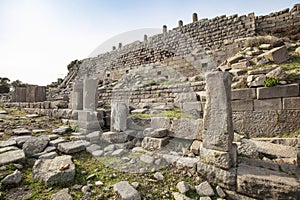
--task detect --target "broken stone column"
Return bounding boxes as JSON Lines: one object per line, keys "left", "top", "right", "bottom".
{"left": 77, "top": 78, "right": 101, "bottom": 134}
{"left": 178, "top": 20, "right": 183, "bottom": 28}
{"left": 83, "top": 79, "right": 98, "bottom": 111}
{"left": 200, "top": 71, "right": 235, "bottom": 170}
{"left": 111, "top": 102, "right": 128, "bottom": 132}
{"left": 192, "top": 13, "right": 198, "bottom": 22}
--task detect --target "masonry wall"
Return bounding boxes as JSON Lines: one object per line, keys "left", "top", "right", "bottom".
{"left": 231, "top": 84, "right": 300, "bottom": 137}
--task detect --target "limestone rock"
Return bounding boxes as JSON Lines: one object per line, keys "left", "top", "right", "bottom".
{"left": 266, "top": 67, "right": 288, "bottom": 80}
{"left": 1, "top": 170, "right": 22, "bottom": 185}
{"left": 141, "top": 137, "right": 169, "bottom": 150}
{"left": 190, "top": 140, "right": 201, "bottom": 155}
{"left": 176, "top": 181, "right": 191, "bottom": 193}
{"left": 237, "top": 163, "right": 300, "bottom": 199}
{"left": 101, "top": 131, "right": 129, "bottom": 143}
{"left": 0, "top": 150, "right": 25, "bottom": 165}
{"left": 0, "top": 140, "right": 16, "bottom": 148}
{"left": 113, "top": 181, "right": 141, "bottom": 200}
{"left": 13, "top": 128, "right": 31, "bottom": 135}
{"left": 111, "top": 102, "right": 128, "bottom": 132}
{"left": 86, "top": 131, "right": 101, "bottom": 143}
{"left": 22, "top": 136, "right": 49, "bottom": 157}
{"left": 260, "top": 45, "right": 288, "bottom": 64}
{"left": 0, "top": 146, "right": 19, "bottom": 154}
{"left": 58, "top": 141, "right": 86, "bottom": 154}
{"left": 295, "top": 47, "right": 300, "bottom": 55}
{"left": 86, "top": 144, "right": 101, "bottom": 153}
{"left": 52, "top": 126, "right": 71, "bottom": 135}
{"left": 144, "top": 128, "right": 168, "bottom": 138}
{"left": 172, "top": 192, "right": 195, "bottom": 200}
{"left": 153, "top": 172, "right": 164, "bottom": 181}
{"left": 237, "top": 139, "right": 259, "bottom": 158}
{"left": 49, "top": 137, "right": 67, "bottom": 147}
{"left": 140, "top": 154, "right": 154, "bottom": 164}
{"left": 247, "top": 74, "right": 266, "bottom": 87}
{"left": 52, "top": 188, "right": 73, "bottom": 200}
{"left": 216, "top": 186, "right": 226, "bottom": 198}
{"left": 195, "top": 181, "right": 215, "bottom": 196}
{"left": 33, "top": 155, "right": 75, "bottom": 185}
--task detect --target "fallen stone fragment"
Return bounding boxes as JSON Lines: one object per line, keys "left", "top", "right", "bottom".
{"left": 0, "top": 146, "right": 19, "bottom": 154}
{"left": 13, "top": 128, "right": 31, "bottom": 135}
{"left": 195, "top": 181, "right": 215, "bottom": 196}
{"left": 52, "top": 126, "right": 71, "bottom": 135}
{"left": 58, "top": 141, "right": 86, "bottom": 154}
{"left": 0, "top": 140, "right": 16, "bottom": 148}
{"left": 154, "top": 172, "right": 164, "bottom": 181}
{"left": 113, "top": 181, "right": 141, "bottom": 200}
{"left": 172, "top": 192, "right": 195, "bottom": 200}
{"left": 1, "top": 170, "right": 22, "bottom": 185}
{"left": 52, "top": 188, "right": 73, "bottom": 200}
{"left": 0, "top": 149, "right": 25, "bottom": 165}
{"left": 22, "top": 136, "right": 49, "bottom": 157}
{"left": 176, "top": 181, "right": 191, "bottom": 193}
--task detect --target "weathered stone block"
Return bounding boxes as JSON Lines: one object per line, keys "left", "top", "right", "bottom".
{"left": 141, "top": 137, "right": 169, "bottom": 150}
{"left": 257, "top": 84, "right": 299, "bottom": 99}
{"left": 113, "top": 181, "right": 141, "bottom": 200}
{"left": 260, "top": 45, "right": 289, "bottom": 64}
{"left": 283, "top": 97, "right": 300, "bottom": 110}
{"left": 33, "top": 155, "right": 75, "bottom": 185}
{"left": 190, "top": 140, "right": 202, "bottom": 155}
{"left": 0, "top": 150, "right": 25, "bottom": 165}
{"left": 197, "top": 162, "right": 236, "bottom": 190}
{"left": 111, "top": 102, "right": 128, "bottom": 132}
{"left": 101, "top": 131, "right": 129, "bottom": 143}
{"left": 200, "top": 147, "right": 233, "bottom": 169}
{"left": 182, "top": 101, "right": 202, "bottom": 112}
{"left": 231, "top": 61, "right": 250, "bottom": 69}
{"left": 170, "top": 118, "right": 203, "bottom": 140}
{"left": 151, "top": 117, "right": 171, "bottom": 129}
{"left": 77, "top": 111, "right": 101, "bottom": 133}
{"left": 237, "top": 164, "right": 300, "bottom": 199}
{"left": 71, "top": 80, "right": 83, "bottom": 110}
{"left": 231, "top": 88, "right": 256, "bottom": 100}
{"left": 231, "top": 100, "right": 253, "bottom": 111}
{"left": 58, "top": 141, "right": 86, "bottom": 154}
{"left": 254, "top": 98, "right": 282, "bottom": 110}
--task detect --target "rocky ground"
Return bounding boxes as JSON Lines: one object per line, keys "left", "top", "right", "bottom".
{"left": 0, "top": 105, "right": 300, "bottom": 199}
{"left": 0, "top": 106, "right": 229, "bottom": 200}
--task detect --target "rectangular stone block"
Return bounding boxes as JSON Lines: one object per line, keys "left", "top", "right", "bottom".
{"left": 182, "top": 101, "right": 202, "bottom": 112}
{"left": 231, "top": 100, "right": 253, "bottom": 111}
{"left": 237, "top": 164, "right": 300, "bottom": 199}
{"left": 12, "top": 87, "right": 26, "bottom": 102}
{"left": 283, "top": 97, "right": 300, "bottom": 110}
{"left": 141, "top": 137, "right": 169, "bottom": 150}
{"left": 77, "top": 111, "right": 101, "bottom": 133}
{"left": 260, "top": 45, "right": 289, "bottom": 64}
{"left": 254, "top": 98, "right": 282, "bottom": 111}
{"left": 197, "top": 162, "right": 237, "bottom": 190}
{"left": 231, "top": 88, "right": 256, "bottom": 100}
{"left": 200, "top": 147, "right": 233, "bottom": 169}
{"left": 257, "top": 84, "right": 299, "bottom": 99}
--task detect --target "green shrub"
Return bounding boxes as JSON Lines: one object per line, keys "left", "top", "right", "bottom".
{"left": 263, "top": 77, "right": 279, "bottom": 87}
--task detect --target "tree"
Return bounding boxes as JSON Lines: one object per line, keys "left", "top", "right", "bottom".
{"left": 11, "top": 80, "right": 27, "bottom": 90}
{"left": 0, "top": 77, "right": 10, "bottom": 93}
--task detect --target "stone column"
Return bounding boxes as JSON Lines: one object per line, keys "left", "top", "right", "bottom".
{"left": 112, "top": 46, "right": 116, "bottom": 50}
{"left": 77, "top": 78, "right": 101, "bottom": 134}
{"left": 178, "top": 20, "right": 183, "bottom": 28}
{"left": 163, "top": 25, "right": 167, "bottom": 34}
{"left": 200, "top": 71, "right": 236, "bottom": 170}
{"left": 144, "top": 34, "right": 148, "bottom": 42}
{"left": 71, "top": 80, "right": 83, "bottom": 110}
{"left": 83, "top": 78, "right": 98, "bottom": 111}
{"left": 192, "top": 13, "right": 198, "bottom": 22}
{"left": 118, "top": 43, "right": 122, "bottom": 49}
{"left": 111, "top": 102, "right": 128, "bottom": 132}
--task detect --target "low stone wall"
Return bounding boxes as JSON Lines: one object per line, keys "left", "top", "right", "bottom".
{"left": 232, "top": 84, "right": 300, "bottom": 137}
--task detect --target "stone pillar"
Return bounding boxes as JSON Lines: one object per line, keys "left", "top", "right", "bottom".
{"left": 200, "top": 71, "right": 235, "bottom": 170}
{"left": 71, "top": 80, "right": 83, "bottom": 110}
{"left": 192, "top": 13, "right": 198, "bottom": 22}
{"left": 77, "top": 78, "right": 101, "bottom": 134}
{"left": 111, "top": 102, "right": 128, "bottom": 132}
{"left": 112, "top": 46, "right": 116, "bottom": 50}
{"left": 118, "top": 43, "right": 122, "bottom": 49}
{"left": 144, "top": 34, "right": 148, "bottom": 42}
{"left": 83, "top": 78, "right": 98, "bottom": 111}
{"left": 178, "top": 20, "right": 183, "bottom": 28}
{"left": 163, "top": 25, "right": 167, "bottom": 34}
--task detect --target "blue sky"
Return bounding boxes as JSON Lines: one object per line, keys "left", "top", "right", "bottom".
{"left": 0, "top": 0, "right": 299, "bottom": 85}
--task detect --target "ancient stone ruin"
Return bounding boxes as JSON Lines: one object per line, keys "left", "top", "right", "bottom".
{"left": 1, "top": 3, "right": 300, "bottom": 200}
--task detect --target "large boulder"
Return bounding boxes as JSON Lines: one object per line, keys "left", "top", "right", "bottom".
{"left": 32, "top": 155, "right": 75, "bottom": 185}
